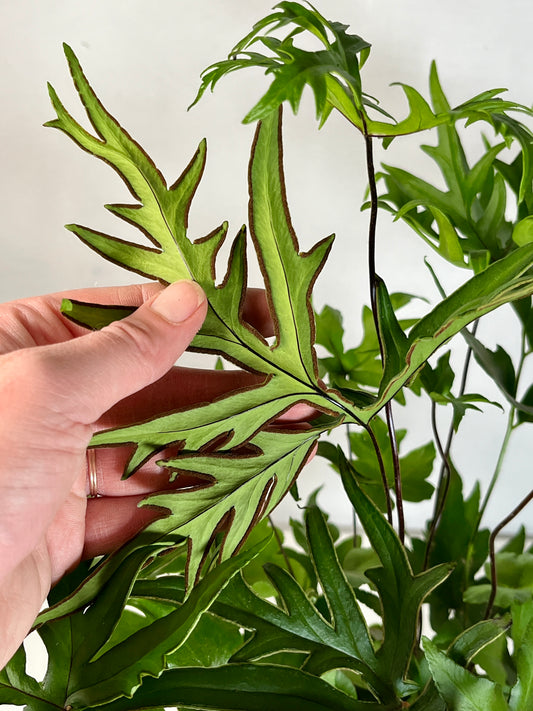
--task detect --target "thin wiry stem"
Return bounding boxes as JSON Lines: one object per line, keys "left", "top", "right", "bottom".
{"left": 364, "top": 422, "right": 394, "bottom": 526}
{"left": 423, "top": 401, "right": 452, "bottom": 570}
{"left": 478, "top": 330, "right": 527, "bottom": 525}
{"left": 484, "top": 487, "right": 533, "bottom": 619}
{"left": 346, "top": 425, "right": 358, "bottom": 544}
{"left": 385, "top": 404, "right": 404, "bottom": 541}
{"left": 363, "top": 122, "right": 404, "bottom": 541}
{"left": 423, "top": 321, "right": 478, "bottom": 569}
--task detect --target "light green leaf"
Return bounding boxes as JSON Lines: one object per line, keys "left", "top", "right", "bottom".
{"left": 61, "top": 297, "right": 135, "bottom": 330}
{"left": 193, "top": 0, "right": 444, "bottom": 137}
{"left": 142, "top": 428, "right": 322, "bottom": 586}
{"left": 50, "top": 47, "right": 352, "bottom": 587}
{"left": 379, "top": 61, "right": 531, "bottom": 265}
{"left": 193, "top": 1, "right": 371, "bottom": 125}
{"left": 429, "top": 206, "right": 466, "bottom": 266}
{"left": 513, "top": 216, "right": 533, "bottom": 247}
{"left": 424, "top": 638, "right": 508, "bottom": 711}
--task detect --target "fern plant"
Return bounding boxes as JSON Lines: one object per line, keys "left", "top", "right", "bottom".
{"left": 2, "top": 2, "right": 533, "bottom": 709}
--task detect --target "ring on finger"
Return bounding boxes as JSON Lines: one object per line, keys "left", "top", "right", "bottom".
{"left": 87, "top": 448, "right": 100, "bottom": 498}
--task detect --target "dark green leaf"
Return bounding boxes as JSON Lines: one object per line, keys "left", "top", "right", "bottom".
{"left": 347, "top": 416, "right": 435, "bottom": 509}
{"left": 0, "top": 646, "right": 57, "bottom": 710}
{"left": 103, "top": 663, "right": 387, "bottom": 711}
{"left": 66, "top": 542, "right": 264, "bottom": 707}
{"left": 338, "top": 450, "right": 452, "bottom": 691}
{"left": 509, "top": 600, "right": 533, "bottom": 710}
{"left": 448, "top": 617, "right": 510, "bottom": 667}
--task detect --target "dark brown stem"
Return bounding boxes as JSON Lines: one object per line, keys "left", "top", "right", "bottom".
{"left": 423, "top": 401, "right": 451, "bottom": 569}
{"left": 386, "top": 404, "right": 404, "bottom": 541}
{"left": 484, "top": 488, "right": 533, "bottom": 619}
{"left": 346, "top": 426, "right": 359, "bottom": 545}
{"left": 363, "top": 124, "right": 404, "bottom": 541}
{"left": 423, "top": 321, "right": 478, "bottom": 568}
{"left": 364, "top": 422, "right": 394, "bottom": 526}
{"left": 363, "top": 129, "right": 380, "bottom": 336}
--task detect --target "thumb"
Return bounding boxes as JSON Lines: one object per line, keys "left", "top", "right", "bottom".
{"left": 51, "top": 279, "right": 207, "bottom": 424}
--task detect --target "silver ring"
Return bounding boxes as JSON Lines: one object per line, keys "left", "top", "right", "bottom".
{"left": 87, "top": 448, "right": 99, "bottom": 498}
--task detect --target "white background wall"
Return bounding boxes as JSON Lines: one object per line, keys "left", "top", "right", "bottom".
{"left": 1, "top": 0, "right": 532, "bottom": 535}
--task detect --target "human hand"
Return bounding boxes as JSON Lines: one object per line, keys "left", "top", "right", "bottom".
{"left": 0, "top": 279, "right": 212, "bottom": 669}
{"left": 0, "top": 280, "right": 313, "bottom": 669}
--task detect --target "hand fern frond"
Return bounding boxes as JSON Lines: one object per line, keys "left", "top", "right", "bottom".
{"left": 49, "top": 45, "right": 350, "bottom": 585}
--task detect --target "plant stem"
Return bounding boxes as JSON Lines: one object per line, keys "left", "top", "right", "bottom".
{"left": 423, "top": 322, "right": 478, "bottom": 569}
{"left": 423, "top": 401, "right": 451, "bottom": 570}
{"left": 484, "top": 487, "right": 533, "bottom": 619}
{"left": 363, "top": 124, "right": 404, "bottom": 541}
{"left": 346, "top": 425, "right": 359, "bottom": 544}
{"left": 480, "top": 411, "right": 515, "bottom": 525}
{"left": 478, "top": 330, "right": 527, "bottom": 525}
{"left": 385, "top": 404, "right": 404, "bottom": 541}
{"left": 364, "top": 134, "right": 379, "bottom": 327}
{"left": 365, "top": 422, "right": 394, "bottom": 526}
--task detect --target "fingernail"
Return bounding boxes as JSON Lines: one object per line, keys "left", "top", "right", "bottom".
{"left": 150, "top": 280, "right": 206, "bottom": 324}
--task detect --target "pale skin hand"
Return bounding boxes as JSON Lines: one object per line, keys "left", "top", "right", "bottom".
{"left": 0, "top": 281, "right": 313, "bottom": 670}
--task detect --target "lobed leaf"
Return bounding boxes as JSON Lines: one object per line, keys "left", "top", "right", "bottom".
{"left": 424, "top": 638, "right": 508, "bottom": 711}
{"left": 338, "top": 450, "right": 452, "bottom": 691}
{"left": 366, "top": 243, "right": 533, "bottom": 419}
{"left": 49, "top": 46, "right": 352, "bottom": 587}
{"left": 65, "top": 543, "right": 262, "bottom": 707}
{"left": 133, "top": 505, "right": 397, "bottom": 704}
{"left": 379, "top": 62, "right": 533, "bottom": 268}
{"left": 141, "top": 428, "right": 322, "bottom": 587}
{"left": 102, "top": 663, "right": 388, "bottom": 711}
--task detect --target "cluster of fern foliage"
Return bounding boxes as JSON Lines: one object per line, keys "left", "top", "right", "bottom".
{"left": 2, "top": 3, "right": 533, "bottom": 709}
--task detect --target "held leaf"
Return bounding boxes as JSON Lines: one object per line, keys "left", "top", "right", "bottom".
{"left": 49, "top": 47, "right": 350, "bottom": 586}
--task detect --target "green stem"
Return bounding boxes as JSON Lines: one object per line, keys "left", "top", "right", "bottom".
{"left": 478, "top": 329, "right": 527, "bottom": 525}
{"left": 478, "top": 411, "right": 515, "bottom": 526}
